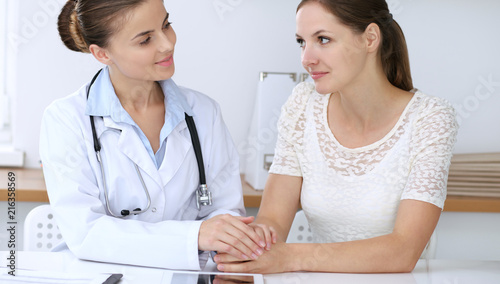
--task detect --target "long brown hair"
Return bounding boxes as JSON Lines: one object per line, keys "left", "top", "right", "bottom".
{"left": 58, "top": 0, "right": 146, "bottom": 53}
{"left": 297, "top": 0, "right": 413, "bottom": 91}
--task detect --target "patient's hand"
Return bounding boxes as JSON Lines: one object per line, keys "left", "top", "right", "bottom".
{"left": 213, "top": 242, "right": 291, "bottom": 274}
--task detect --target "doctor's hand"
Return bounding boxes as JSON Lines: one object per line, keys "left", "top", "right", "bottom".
{"left": 199, "top": 215, "right": 267, "bottom": 261}
{"left": 248, "top": 222, "right": 277, "bottom": 251}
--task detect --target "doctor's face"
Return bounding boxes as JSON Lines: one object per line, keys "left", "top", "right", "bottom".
{"left": 104, "top": 0, "right": 176, "bottom": 82}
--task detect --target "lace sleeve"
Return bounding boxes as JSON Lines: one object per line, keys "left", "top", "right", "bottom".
{"left": 402, "top": 96, "right": 459, "bottom": 209}
{"left": 269, "top": 82, "right": 314, "bottom": 177}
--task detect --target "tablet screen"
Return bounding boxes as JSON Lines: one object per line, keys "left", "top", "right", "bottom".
{"left": 171, "top": 272, "right": 263, "bottom": 284}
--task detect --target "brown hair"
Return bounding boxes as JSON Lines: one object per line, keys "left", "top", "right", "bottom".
{"left": 58, "top": 0, "right": 147, "bottom": 53}
{"left": 297, "top": 0, "right": 413, "bottom": 91}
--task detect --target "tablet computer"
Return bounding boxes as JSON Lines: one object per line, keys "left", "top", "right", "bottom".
{"left": 170, "top": 271, "right": 264, "bottom": 284}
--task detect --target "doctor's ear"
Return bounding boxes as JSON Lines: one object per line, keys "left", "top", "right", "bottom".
{"left": 89, "top": 44, "right": 112, "bottom": 65}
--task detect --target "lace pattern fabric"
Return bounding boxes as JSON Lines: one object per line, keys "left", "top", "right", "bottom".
{"left": 269, "top": 82, "right": 458, "bottom": 243}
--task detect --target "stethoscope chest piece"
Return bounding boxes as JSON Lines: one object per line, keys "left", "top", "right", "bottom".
{"left": 197, "top": 184, "right": 212, "bottom": 210}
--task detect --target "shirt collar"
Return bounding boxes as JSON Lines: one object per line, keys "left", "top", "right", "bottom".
{"left": 84, "top": 67, "right": 194, "bottom": 127}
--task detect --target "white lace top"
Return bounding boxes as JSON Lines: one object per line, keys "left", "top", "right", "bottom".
{"left": 269, "top": 82, "right": 458, "bottom": 243}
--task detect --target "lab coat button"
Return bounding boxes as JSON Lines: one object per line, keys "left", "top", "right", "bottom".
{"left": 152, "top": 207, "right": 157, "bottom": 213}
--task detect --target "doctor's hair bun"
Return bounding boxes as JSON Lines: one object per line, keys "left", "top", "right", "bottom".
{"left": 58, "top": 0, "right": 89, "bottom": 53}
{"left": 57, "top": 0, "right": 147, "bottom": 54}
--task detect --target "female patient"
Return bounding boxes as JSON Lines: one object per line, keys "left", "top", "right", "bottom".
{"left": 216, "top": 0, "right": 458, "bottom": 273}
{"left": 40, "top": 0, "right": 271, "bottom": 270}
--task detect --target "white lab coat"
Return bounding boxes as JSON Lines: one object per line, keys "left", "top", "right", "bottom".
{"left": 39, "top": 70, "right": 244, "bottom": 270}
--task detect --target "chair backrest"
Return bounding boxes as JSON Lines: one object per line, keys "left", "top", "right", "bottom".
{"left": 420, "top": 230, "right": 437, "bottom": 259}
{"left": 286, "top": 210, "right": 313, "bottom": 243}
{"left": 23, "top": 204, "right": 63, "bottom": 251}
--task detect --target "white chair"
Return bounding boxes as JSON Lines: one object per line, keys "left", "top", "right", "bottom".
{"left": 23, "top": 204, "right": 63, "bottom": 251}
{"left": 420, "top": 230, "right": 437, "bottom": 259}
{"left": 286, "top": 210, "right": 313, "bottom": 243}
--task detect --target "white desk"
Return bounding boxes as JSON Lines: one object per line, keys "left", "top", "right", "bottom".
{"left": 1, "top": 251, "right": 500, "bottom": 283}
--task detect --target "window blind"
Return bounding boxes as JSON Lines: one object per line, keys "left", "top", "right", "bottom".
{"left": 447, "top": 153, "right": 500, "bottom": 198}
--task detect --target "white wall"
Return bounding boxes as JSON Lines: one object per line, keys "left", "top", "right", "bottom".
{"left": 8, "top": 0, "right": 500, "bottom": 168}
{"left": 435, "top": 212, "right": 500, "bottom": 261}
{"left": 395, "top": 0, "right": 500, "bottom": 154}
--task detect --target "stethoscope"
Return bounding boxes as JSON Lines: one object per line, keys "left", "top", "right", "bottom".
{"left": 86, "top": 69, "right": 212, "bottom": 218}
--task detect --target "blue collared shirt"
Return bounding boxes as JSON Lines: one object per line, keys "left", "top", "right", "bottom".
{"left": 85, "top": 67, "right": 194, "bottom": 168}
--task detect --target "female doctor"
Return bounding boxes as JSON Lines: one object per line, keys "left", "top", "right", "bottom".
{"left": 40, "top": 0, "right": 273, "bottom": 270}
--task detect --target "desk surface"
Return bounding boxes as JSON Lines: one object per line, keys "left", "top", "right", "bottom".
{"left": 1, "top": 168, "right": 500, "bottom": 212}
{"left": 1, "top": 251, "right": 500, "bottom": 284}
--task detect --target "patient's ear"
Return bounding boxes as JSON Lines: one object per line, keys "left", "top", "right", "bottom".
{"left": 89, "top": 44, "right": 112, "bottom": 65}
{"left": 364, "top": 22, "right": 381, "bottom": 53}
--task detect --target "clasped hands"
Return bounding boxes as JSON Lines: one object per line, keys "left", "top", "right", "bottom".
{"left": 198, "top": 214, "right": 281, "bottom": 272}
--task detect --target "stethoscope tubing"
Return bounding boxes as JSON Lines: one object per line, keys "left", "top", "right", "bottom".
{"left": 86, "top": 68, "right": 211, "bottom": 218}
{"left": 97, "top": 150, "right": 151, "bottom": 218}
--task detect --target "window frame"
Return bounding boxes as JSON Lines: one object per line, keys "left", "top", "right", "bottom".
{"left": 0, "top": 0, "right": 11, "bottom": 144}
{"left": 0, "top": 0, "right": 24, "bottom": 168}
